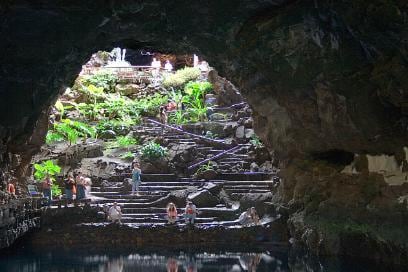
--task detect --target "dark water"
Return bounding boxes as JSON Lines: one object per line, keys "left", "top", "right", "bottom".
{"left": 0, "top": 248, "right": 404, "bottom": 272}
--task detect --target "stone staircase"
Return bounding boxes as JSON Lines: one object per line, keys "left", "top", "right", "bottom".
{"left": 133, "top": 118, "right": 266, "bottom": 174}
{"left": 89, "top": 172, "right": 276, "bottom": 226}
{"left": 86, "top": 111, "right": 277, "bottom": 227}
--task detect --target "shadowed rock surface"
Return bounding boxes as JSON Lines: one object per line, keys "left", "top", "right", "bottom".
{"left": 1, "top": 0, "right": 408, "bottom": 266}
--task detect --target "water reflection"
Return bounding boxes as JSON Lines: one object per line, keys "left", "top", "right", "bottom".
{"left": 0, "top": 249, "right": 403, "bottom": 271}
{"left": 0, "top": 250, "right": 286, "bottom": 272}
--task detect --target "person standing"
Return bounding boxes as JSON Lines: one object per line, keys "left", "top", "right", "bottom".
{"left": 42, "top": 174, "right": 52, "bottom": 206}
{"left": 64, "top": 173, "right": 75, "bottom": 201}
{"left": 159, "top": 106, "right": 168, "bottom": 124}
{"left": 7, "top": 179, "right": 16, "bottom": 198}
{"left": 75, "top": 172, "right": 85, "bottom": 200}
{"left": 131, "top": 162, "right": 142, "bottom": 196}
{"left": 184, "top": 201, "right": 198, "bottom": 225}
{"left": 84, "top": 177, "right": 92, "bottom": 197}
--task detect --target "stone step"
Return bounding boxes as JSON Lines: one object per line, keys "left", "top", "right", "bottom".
{"left": 225, "top": 188, "right": 270, "bottom": 194}
{"left": 120, "top": 216, "right": 217, "bottom": 223}
{"left": 223, "top": 184, "right": 271, "bottom": 189}
{"left": 218, "top": 173, "right": 273, "bottom": 181}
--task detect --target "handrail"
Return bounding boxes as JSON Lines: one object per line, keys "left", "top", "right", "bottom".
{"left": 187, "top": 145, "right": 242, "bottom": 171}
{"left": 144, "top": 118, "right": 229, "bottom": 147}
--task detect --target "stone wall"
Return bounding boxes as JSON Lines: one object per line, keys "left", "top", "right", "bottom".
{"left": 0, "top": 198, "right": 42, "bottom": 249}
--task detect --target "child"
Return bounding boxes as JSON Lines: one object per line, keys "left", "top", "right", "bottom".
{"left": 131, "top": 162, "right": 142, "bottom": 196}
{"left": 166, "top": 202, "right": 178, "bottom": 224}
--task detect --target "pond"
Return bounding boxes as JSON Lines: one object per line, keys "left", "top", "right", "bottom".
{"left": 0, "top": 248, "right": 400, "bottom": 272}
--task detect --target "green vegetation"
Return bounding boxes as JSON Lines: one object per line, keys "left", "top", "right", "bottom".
{"left": 195, "top": 161, "right": 216, "bottom": 176}
{"left": 46, "top": 119, "right": 96, "bottom": 145}
{"left": 47, "top": 66, "right": 215, "bottom": 148}
{"left": 120, "top": 151, "right": 135, "bottom": 160}
{"left": 107, "top": 136, "right": 138, "bottom": 149}
{"left": 163, "top": 67, "right": 201, "bottom": 88}
{"left": 33, "top": 160, "right": 61, "bottom": 181}
{"left": 141, "top": 142, "right": 168, "bottom": 160}
{"left": 250, "top": 135, "right": 264, "bottom": 148}
{"left": 51, "top": 184, "right": 62, "bottom": 197}
{"left": 82, "top": 71, "right": 118, "bottom": 91}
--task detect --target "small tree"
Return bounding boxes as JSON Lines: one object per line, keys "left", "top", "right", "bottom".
{"left": 33, "top": 160, "right": 62, "bottom": 197}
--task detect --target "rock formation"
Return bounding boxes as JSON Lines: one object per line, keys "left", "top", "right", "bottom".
{"left": 1, "top": 0, "right": 408, "bottom": 263}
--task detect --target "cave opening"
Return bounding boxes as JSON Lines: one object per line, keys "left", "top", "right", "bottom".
{"left": 30, "top": 47, "right": 274, "bottom": 209}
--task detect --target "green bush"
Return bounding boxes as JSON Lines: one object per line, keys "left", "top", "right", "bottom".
{"left": 33, "top": 160, "right": 61, "bottom": 181}
{"left": 163, "top": 67, "right": 201, "bottom": 89}
{"left": 46, "top": 119, "right": 97, "bottom": 145}
{"left": 82, "top": 71, "right": 118, "bottom": 91}
{"left": 120, "top": 151, "right": 134, "bottom": 160}
{"left": 140, "top": 142, "right": 168, "bottom": 160}
{"left": 108, "top": 136, "right": 138, "bottom": 149}
{"left": 51, "top": 184, "right": 62, "bottom": 197}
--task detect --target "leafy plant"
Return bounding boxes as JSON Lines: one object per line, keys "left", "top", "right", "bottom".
{"left": 96, "top": 117, "right": 139, "bottom": 135}
{"left": 163, "top": 67, "right": 201, "bottom": 88}
{"left": 51, "top": 184, "right": 62, "bottom": 197}
{"left": 120, "top": 151, "right": 134, "bottom": 160}
{"left": 135, "top": 93, "right": 168, "bottom": 116}
{"left": 168, "top": 110, "right": 188, "bottom": 125}
{"left": 33, "top": 160, "right": 61, "bottom": 181}
{"left": 250, "top": 135, "right": 264, "bottom": 148}
{"left": 47, "top": 119, "right": 97, "bottom": 145}
{"left": 195, "top": 161, "right": 216, "bottom": 176}
{"left": 45, "top": 132, "right": 65, "bottom": 144}
{"left": 140, "top": 142, "right": 168, "bottom": 160}
{"left": 54, "top": 100, "right": 65, "bottom": 119}
{"left": 82, "top": 71, "right": 118, "bottom": 91}
{"left": 108, "top": 136, "right": 138, "bottom": 149}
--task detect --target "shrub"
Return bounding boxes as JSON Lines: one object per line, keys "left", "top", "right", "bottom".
{"left": 108, "top": 136, "right": 138, "bottom": 149}
{"left": 120, "top": 151, "right": 134, "bottom": 160}
{"left": 46, "top": 119, "right": 97, "bottom": 145}
{"left": 51, "top": 184, "right": 62, "bottom": 197}
{"left": 163, "top": 67, "right": 201, "bottom": 89}
{"left": 140, "top": 142, "right": 168, "bottom": 160}
{"left": 96, "top": 117, "right": 139, "bottom": 135}
{"left": 250, "top": 135, "right": 264, "bottom": 148}
{"left": 33, "top": 160, "right": 61, "bottom": 181}
{"left": 82, "top": 71, "right": 118, "bottom": 91}
{"left": 135, "top": 93, "right": 168, "bottom": 116}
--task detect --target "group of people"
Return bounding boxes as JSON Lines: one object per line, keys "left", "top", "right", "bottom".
{"left": 166, "top": 201, "right": 198, "bottom": 225}
{"left": 106, "top": 200, "right": 199, "bottom": 226}
{"left": 40, "top": 172, "right": 92, "bottom": 206}
{"left": 63, "top": 172, "right": 92, "bottom": 201}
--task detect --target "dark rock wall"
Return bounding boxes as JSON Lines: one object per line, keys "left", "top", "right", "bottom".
{"left": 1, "top": 0, "right": 408, "bottom": 259}
{"left": 1, "top": 1, "right": 406, "bottom": 163}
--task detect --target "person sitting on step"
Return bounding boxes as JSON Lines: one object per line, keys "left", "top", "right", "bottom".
{"left": 250, "top": 207, "right": 260, "bottom": 225}
{"left": 131, "top": 162, "right": 141, "bottom": 196}
{"left": 166, "top": 202, "right": 178, "bottom": 224}
{"left": 108, "top": 202, "right": 122, "bottom": 224}
{"left": 238, "top": 207, "right": 261, "bottom": 226}
{"left": 184, "top": 201, "right": 198, "bottom": 225}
